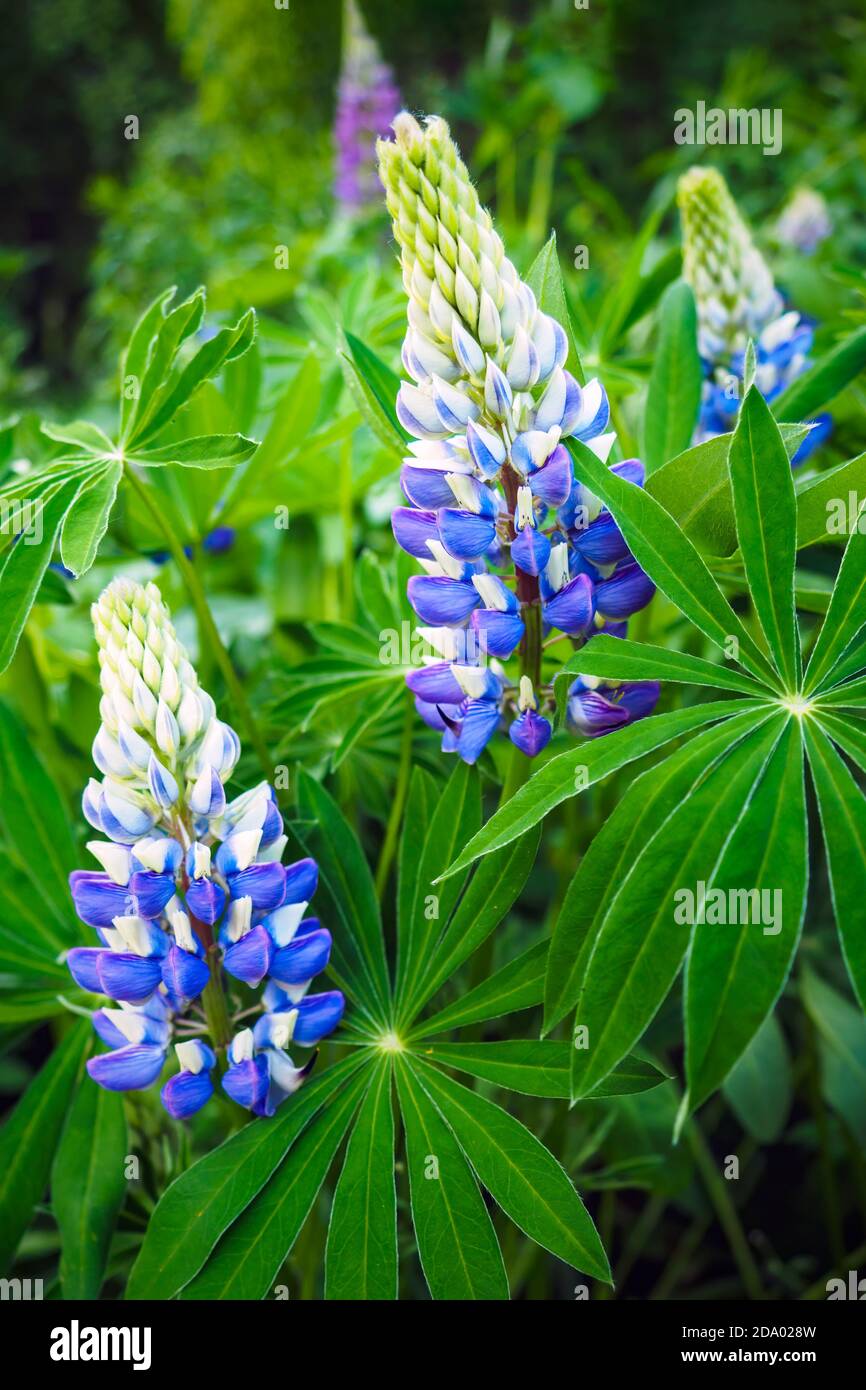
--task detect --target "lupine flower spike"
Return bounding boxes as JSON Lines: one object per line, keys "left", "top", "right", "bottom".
{"left": 678, "top": 166, "right": 831, "bottom": 458}
{"left": 68, "top": 578, "right": 344, "bottom": 1119}
{"left": 334, "top": 0, "right": 401, "bottom": 210}
{"left": 377, "top": 112, "right": 658, "bottom": 763}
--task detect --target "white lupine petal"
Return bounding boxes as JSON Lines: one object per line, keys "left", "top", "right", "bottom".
{"left": 113, "top": 915, "right": 153, "bottom": 957}
{"left": 445, "top": 472, "right": 481, "bottom": 513}
{"left": 175, "top": 1040, "right": 206, "bottom": 1074}
{"left": 192, "top": 842, "right": 211, "bottom": 879}
{"left": 87, "top": 840, "right": 132, "bottom": 886}
{"left": 472, "top": 574, "right": 509, "bottom": 612}
{"left": 230, "top": 1028, "right": 255, "bottom": 1063}
{"left": 226, "top": 895, "right": 253, "bottom": 943}
{"left": 169, "top": 909, "right": 196, "bottom": 952}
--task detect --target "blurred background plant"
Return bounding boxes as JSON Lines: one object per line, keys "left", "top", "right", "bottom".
{"left": 1, "top": 0, "right": 865, "bottom": 1303}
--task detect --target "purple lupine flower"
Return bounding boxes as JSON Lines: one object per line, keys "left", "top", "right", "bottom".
{"left": 69, "top": 578, "right": 343, "bottom": 1119}
{"left": 334, "top": 0, "right": 401, "bottom": 210}
{"left": 678, "top": 167, "right": 830, "bottom": 462}
{"left": 377, "top": 113, "right": 658, "bottom": 764}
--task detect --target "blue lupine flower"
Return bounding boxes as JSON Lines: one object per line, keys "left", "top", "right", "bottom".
{"left": 378, "top": 114, "right": 659, "bottom": 764}
{"left": 67, "top": 578, "right": 344, "bottom": 1120}
{"left": 678, "top": 167, "right": 830, "bottom": 461}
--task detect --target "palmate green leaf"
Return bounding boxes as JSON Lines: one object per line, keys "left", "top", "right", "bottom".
{"left": 813, "top": 632, "right": 866, "bottom": 693}
{"left": 397, "top": 766, "right": 439, "bottom": 977}
{"left": 411, "top": 1058, "right": 610, "bottom": 1283}
{"left": 128, "top": 434, "right": 259, "bottom": 469}
{"left": 0, "top": 702, "right": 79, "bottom": 939}
{"left": 728, "top": 387, "right": 800, "bottom": 690}
{"left": 569, "top": 439, "right": 779, "bottom": 686}
{"left": 325, "top": 1060, "right": 397, "bottom": 1300}
{"left": 128, "top": 307, "right": 256, "bottom": 449}
{"left": 52, "top": 1078, "right": 127, "bottom": 1299}
{"left": 722, "top": 1013, "right": 793, "bottom": 1144}
{"left": 525, "top": 233, "right": 584, "bottom": 382}
{"left": 40, "top": 420, "right": 114, "bottom": 454}
{"left": 543, "top": 708, "right": 766, "bottom": 1034}
{"left": 126, "top": 1053, "right": 367, "bottom": 1300}
{"left": 396, "top": 761, "right": 481, "bottom": 1004}
{"left": 773, "top": 323, "right": 866, "bottom": 422}
{"left": 0, "top": 472, "right": 88, "bottom": 673}
{"left": 684, "top": 720, "right": 807, "bottom": 1114}
{"left": 296, "top": 770, "right": 391, "bottom": 1025}
{"left": 180, "top": 1065, "right": 370, "bottom": 1300}
{"left": 797, "top": 452, "right": 866, "bottom": 548}
{"left": 801, "top": 968, "right": 866, "bottom": 1145}
{"left": 127, "top": 288, "right": 206, "bottom": 442}
{"left": 339, "top": 330, "right": 409, "bottom": 459}
{"left": 804, "top": 720, "right": 866, "bottom": 1012}
{"left": 59, "top": 461, "right": 121, "bottom": 577}
{"left": 558, "top": 634, "right": 766, "bottom": 697}
{"left": 440, "top": 700, "right": 761, "bottom": 880}
{"left": 804, "top": 506, "right": 866, "bottom": 694}
{"left": 118, "top": 286, "right": 177, "bottom": 435}
{"left": 644, "top": 423, "right": 810, "bottom": 557}
{"left": 0, "top": 1020, "right": 89, "bottom": 1268}
{"left": 571, "top": 713, "right": 785, "bottom": 1101}
{"left": 642, "top": 280, "right": 702, "bottom": 476}
{"left": 395, "top": 1061, "right": 508, "bottom": 1300}
{"left": 330, "top": 681, "right": 405, "bottom": 772}
{"left": 421, "top": 1041, "right": 668, "bottom": 1100}
{"left": 404, "top": 825, "right": 541, "bottom": 1024}
{"left": 411, "top": 939, "right": 549, "bottom": 1039}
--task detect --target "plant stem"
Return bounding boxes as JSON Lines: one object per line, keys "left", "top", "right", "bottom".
{"left": 685, "top": 1118, "right": 765, "bottom": 1300}
{"left": 374, "top": 689, "right": 415, "bottom": 901}
{"left": 123, "top": 463, "right": 273, "bottom": 784}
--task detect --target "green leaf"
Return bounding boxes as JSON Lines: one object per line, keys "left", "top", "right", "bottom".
{"left": 181, "top": 1065, "right": 370, "bottom": 1300}
{"left": 325, "top": 1060, "right": 397, "bottom": 1300}
{"left": 422, "top": 1041, "right": 667, "bottom": 1100}
{"left": 339, "top": 331, "right": 409, "bottom": 458}
{"left": 804, "top": 720, "right": 866, "bottom": 1012}
{"left": 397, "top": 766, "right": 439, "bottom": 986}
{"left": 728, "top": 387, "right": 800, "bottom": 689}
{"left": 684, "top": 720, "right": 807, "bottom": 1113}
{"left": 296, "top": 770, "right": 391, "bottom": 1024}
{"left": 524, "top": 233, "right": 584, "bottom": 381}
{"left": 642, "top": 280, "right": 702, "bottom": 475}
{"left": 59, "top": 462, "right": 121, "bottom": 576}
{"left": 571, "top": 713, "right": 784, "bottom": 1100}
{"left": 126, "top": 1053, "right": 367, "bottom": 1299}
{"left": 412, "top": 1059, "right": 610, "bottom": 1282}
{"left": 804, "top": 507, "right": 866, "bottom": 694}
{"left": 722, "top": 1013, "right": 792, "bottom": 1143}
{"left": 0, "top": 700, "right": 79, "bottom": 938}
{"left": 645, "top": 424, "right": 810, "bottom": 557}
{"left": 406, "top": 825, "right": 541, "bottom": 1023}
{"left": 543, "top": 707, "right": 764, "bottom": 1034}
{"left": 773, "top": 324, "right": 866, "bottom": 422}
{"left": 40, "top": 420, "right": 113, "bottom": 455}
{"left": 558, "top": 634, "right": 767, "bottom": 697}
{"left": 597, "top": 204, "right": 663, "bottom": 355}
{"left": 52, "top": 1078, "right": 127, "bottom": 1298}
{"left": 622, "top": 245, "right": 682, "bottom": 334}
{"left": 801, "top": 969, "right": 866, "bottom": 1145}
{"left": 118, "top": 286, "right": 177, "bottom": 434}
{"left": 0, "top": 1021, "right": 89, "bottom": 1268}
{"left": 129, "top": 307, "right": 256, "bottom": 448}
{"left": 395, "top": 1061, "right": 508, "bottom": 1300}
{"left": 413, "top": 939, "right": 549, "bottom": 1038}
{"left": 797, "top": 452, "right": 866, "bottom": 548}
{"left": 0, "top": 473, "right": 87, "bottom": 673}
{"left": 396, "top": 761, "right": 481, "bottom": 1007}
{"left": 129, "top": 434, "right": 259, "bottom": 468}
{"left": 568, "top": 439, "right": 778, "bottom": 686}
{"left": 440, "top": 701, "right": 760, "bottom": 881}
{"left": 127, "top": 288, "right": 206, "bottom": 441}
